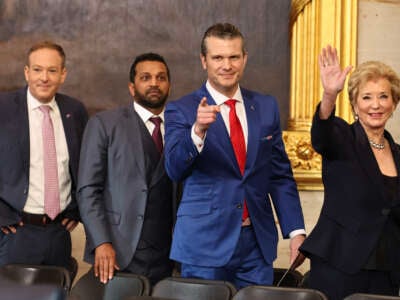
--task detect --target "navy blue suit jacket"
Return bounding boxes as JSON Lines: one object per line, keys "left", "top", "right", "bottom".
{"left": 164, "top": 84, "right": 304, "bottom": 266}
{"left": 300, "top": 106, "right": 400, "bottom": 273}
{"left": 0, "top": 87, "right": 88, "bottom": 226}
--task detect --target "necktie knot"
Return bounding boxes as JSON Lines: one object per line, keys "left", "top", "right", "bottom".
{"left": 225, "top": 99, "right": 237, "bottom": 109}
{"left": 150, "top": 116, "right": 162, "bottom": 127}
{"left": 39, "top": 105, "right": 51, "bottom": 115}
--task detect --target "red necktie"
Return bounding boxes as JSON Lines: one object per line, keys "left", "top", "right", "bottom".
{"left": 225, "top": 99, "right": 249, "bottom": 221}
{"left": 40, "top": 105, "right": 60, "bottom": 220}
{"left": 150, "top": 116, "right": 163, "bottom": 153}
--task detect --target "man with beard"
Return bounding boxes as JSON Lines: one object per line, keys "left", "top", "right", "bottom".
{"left": 77, "top": 53, "right": 176, "bottom": 285}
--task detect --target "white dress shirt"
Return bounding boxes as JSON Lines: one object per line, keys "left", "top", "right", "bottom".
{"left": 24, "top": 88, "right": 71, "bottom": 214}
{"left": 133, "top": 102, "right": 165, "bottom": 140}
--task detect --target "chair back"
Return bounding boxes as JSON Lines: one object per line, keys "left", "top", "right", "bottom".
{"left": 124, "top": 297, "right": 176, "bottom": 300}
{"left": 151, "top": 277, "right": 237, "bottom": 300}
{"left": 344, "top": 293, "right": 400, "bottom": 300}
{"left": 299, "top": 270, "right": 310, "bottom": 288}
{"left": 232, "top": 285, "right": 328, "bottom": 300}
{"left": 0, "top": 282, "right": 67, "bottom": 300}
{"left": 0, "top": 283, "right": 66, "bottom": 300}
{"left": 70, "top": 269, "right": 150, "bottom": 300}
{"left": 0, "top": 263, "right": 71, "bottom": 291}
{"left": 273, "top": 267, "right": 304, "bottom": 287}
{"left": 68, "top": 256, "right": 79, "bottom": 285}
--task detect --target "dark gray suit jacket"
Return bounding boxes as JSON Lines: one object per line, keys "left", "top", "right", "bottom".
{"left": 0, "top": 87, "right": 88, "bottom": 226}
{"left": 77, "top": 104, "right": 176, "bottom": 269}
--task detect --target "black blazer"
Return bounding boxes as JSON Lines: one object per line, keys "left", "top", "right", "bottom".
{"left": 300, "top": 105, "right": 400, "bottom": 274}
{"left": 0, "top": 87, "right": 88, "bottom": 226}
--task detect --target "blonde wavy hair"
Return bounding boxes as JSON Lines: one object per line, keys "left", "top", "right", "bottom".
{"left": 348, "top": 61, "right": 400, "bottom": 114}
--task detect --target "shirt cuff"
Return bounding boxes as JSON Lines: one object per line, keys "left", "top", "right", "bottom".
{"left": 191, "top": 125, "right": 206, "bottom": 153}
{"left": 289, "top": 229, "right": 306, "bottom": 239}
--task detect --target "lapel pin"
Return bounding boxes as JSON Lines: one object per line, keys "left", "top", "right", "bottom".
{"left": 250, "top": 105, "right": 255, "bottom": 111}
{"left": 66, "top": 113, "right": 71, "bottom": 119}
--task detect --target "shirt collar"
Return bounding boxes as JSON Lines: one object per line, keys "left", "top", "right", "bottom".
{"left": 27, "top": 88, "right": 57, "bottom": 111}
{"left": 205, "top": 80, "right": 243, "bottom": 105}
{"left": 133, "top": 101, "right": 164, "bottom": 123}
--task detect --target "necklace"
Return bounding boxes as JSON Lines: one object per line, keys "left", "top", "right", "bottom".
{"left": 369, "top": 139, "right": 385, "bottom": 150}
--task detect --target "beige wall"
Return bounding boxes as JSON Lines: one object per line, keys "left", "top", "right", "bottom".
{"left": 358, "top": 0, "right": 400, "bottom": 141}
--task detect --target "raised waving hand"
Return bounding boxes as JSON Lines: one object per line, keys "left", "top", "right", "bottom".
{"left": 319, "top": 45, "right": 352, "bottom": 119}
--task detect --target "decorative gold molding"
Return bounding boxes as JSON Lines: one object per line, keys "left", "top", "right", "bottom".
{"left": 283, "top": 130, "right": 322, "bottom": 190}
{"left": 285, "top": 0, "right": 358, "bottom": 190}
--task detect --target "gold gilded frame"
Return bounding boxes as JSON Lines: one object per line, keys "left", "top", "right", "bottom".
{"left": 284, "top": 0, "right": 358, "bottom": 190}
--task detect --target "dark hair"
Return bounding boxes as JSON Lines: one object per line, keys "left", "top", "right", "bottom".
{"left": 27, "top": 41, "right": 66, "bottom": 68}
{"left": 201, "top": 23, "right": 246, "bottom": 56}
{"left": 129, "top": 53, "right": 170, "bottom": 83}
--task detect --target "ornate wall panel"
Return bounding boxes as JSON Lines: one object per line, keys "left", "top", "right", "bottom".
{"left": 286, "top": 0, "right": 358, "bottom": 190}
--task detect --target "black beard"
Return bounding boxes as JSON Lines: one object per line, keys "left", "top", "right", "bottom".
{"left": 134, "top": 88, "right": 168, "bottom": 109}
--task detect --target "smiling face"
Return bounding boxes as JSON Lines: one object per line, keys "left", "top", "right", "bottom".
{"left": 24, "top": 48, "right": 66, "bottom": 103}
{"left": 200, "top": 36, "right": 247, "bottom": 98}
{"left": 353, "top": 77, "right": 396, "bottom": 134}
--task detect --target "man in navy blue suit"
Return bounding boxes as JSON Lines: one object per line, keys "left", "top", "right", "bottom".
{"left": 0, "top": 41, "right": 88, "bottom": 270}
{"left": 164, "top": 23, "right": 305, "bottom": 288}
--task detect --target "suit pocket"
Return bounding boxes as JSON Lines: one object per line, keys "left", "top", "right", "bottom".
{"left": 106, "top": 210, "right": 121, "bottom": 225}
{"left": 185, "top": 181, "right": 214, "bottom": 198}
{"left": 177, "top": 202, "right": 212, "bottom": 217}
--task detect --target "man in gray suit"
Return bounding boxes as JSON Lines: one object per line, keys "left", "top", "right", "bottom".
{"left": 77, "top": 53, "right": 174, "bottom": 285}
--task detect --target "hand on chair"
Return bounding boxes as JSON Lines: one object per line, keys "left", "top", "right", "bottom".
{"left": 94, "top": 242, "right": 120, "bottom": 284}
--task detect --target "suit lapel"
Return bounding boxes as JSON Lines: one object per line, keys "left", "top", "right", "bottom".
{"left": 242, "top": 90, "right": 259, "bottom": 176}
{"left": 14, "top": 89, "right": 30, "bottom": 176}
{"left": 56, "top": 95, "right": 79, "bottom": 182}
{"left": 124, "top": 105, "right": 147, "bottom": 183}
{"left": 385, "top": 131, "right": 400, "bottom": 205}
{"left": 200, "top": 87, "right": 240, "bottom": 175}
{"left": 353, "top": 122, "right": 386, "bottom": 200}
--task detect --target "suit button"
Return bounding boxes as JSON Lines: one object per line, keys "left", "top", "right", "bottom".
{"left": 382, "top": 208, "right": 390, "bottom": 216}
{"left": 23, "top": 188, "right": 28, "bottom": 194}
{"left": 236, "top": 203, "right": 242, "bottom": 209}
{"left": 137, "top": 215, "right": 143, "bottom": 220}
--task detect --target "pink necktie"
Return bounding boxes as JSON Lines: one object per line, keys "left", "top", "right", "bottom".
{"left": 40, "top": 105, "right": 60, "bottom": 220}
{"left": 225, "top": 99, "right": 249, "bottom": 220}
{"left": 150, "top": 116, "right": 163, "bottom": 153}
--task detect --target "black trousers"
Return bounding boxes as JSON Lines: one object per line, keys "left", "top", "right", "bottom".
{"left": 0, "top": 223, "right": 71, "bottom": 269}
{"left": 309, "top": 255, "right": 399, "bottom": 300}
{"left": 124, "top": 239, "right": 173, "bottom": 285}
